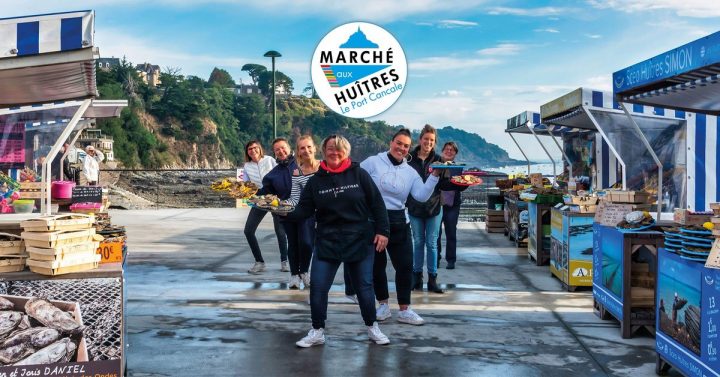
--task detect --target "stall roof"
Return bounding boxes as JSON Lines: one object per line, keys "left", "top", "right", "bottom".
{"left": 613, "top": 31, "right": 720, "bottom": 115}
{"left": 506, "top": 111, "right": 587, "bottom": 136}
{"left": 0, "top": 99, "right": 127, "bottom": 121}
{"left": 0, "top": 10, "right": 96, "bottom": 107}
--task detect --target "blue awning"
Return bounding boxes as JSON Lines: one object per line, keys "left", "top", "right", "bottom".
{"left": 613, "top": 30, "right": 720, "bottom": 115}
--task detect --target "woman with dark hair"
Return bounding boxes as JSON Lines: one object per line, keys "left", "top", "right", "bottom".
{"left": 291, "top": 135, "right": 390, "bottom": 348}
{"left": 361, "top": 128, "right": 440, "bottom": 325}
{"left": 243, "top": 139, "right": 289, "bottom": 274}
{"left": 407, "top": 124, "right": 448, "bottom": 294}
{"left": 436, "top": 141, "right": 468, "bottom": 269}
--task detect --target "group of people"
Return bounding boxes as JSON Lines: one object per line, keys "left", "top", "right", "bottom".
{"left": 241, "top": 125, "right": 468, "bottom": 347}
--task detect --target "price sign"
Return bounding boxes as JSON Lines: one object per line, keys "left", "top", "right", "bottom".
{"left": 96, "top": 240, "right": 124, "bottom": 263}
{"left": 72, "top": 185, "right": 103, "bottom": 204}
{"left": 594, "top": 202, "right": 633, "bottom": 226}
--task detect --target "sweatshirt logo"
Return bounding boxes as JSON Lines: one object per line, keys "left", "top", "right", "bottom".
{"left": 311, "top": 22, "right": 407, "bottom": 119}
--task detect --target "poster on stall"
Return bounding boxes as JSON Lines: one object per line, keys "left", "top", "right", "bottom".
{"left": 593, "top": 224, "right": 623, "bottom": 319}
{"left": 0, "top": 277, "right": 122, "bottom": 376}
{"left": 656, "top": 249, "right": 720, "bottom": 376}
{"left": 567, "top": 215, "right": 594, "bottom": 286}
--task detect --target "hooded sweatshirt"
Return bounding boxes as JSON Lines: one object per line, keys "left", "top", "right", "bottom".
{"left": 291, "top": 161, "right": 389, "bottom": 237}
{"left": 360, "top": 152, "right": 438, "bottom": 215}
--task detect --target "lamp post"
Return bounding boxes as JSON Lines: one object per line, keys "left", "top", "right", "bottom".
{"left": 263, "top": 50, "right": 282, "bottom": 140}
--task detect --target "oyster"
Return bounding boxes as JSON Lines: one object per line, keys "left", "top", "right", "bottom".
{"left": 24, "top": 298, "right": 83, "bottom": 335}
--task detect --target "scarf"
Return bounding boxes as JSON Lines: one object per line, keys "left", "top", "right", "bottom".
{"left": 320, "top": 158, "right": 352, "bottom": 173}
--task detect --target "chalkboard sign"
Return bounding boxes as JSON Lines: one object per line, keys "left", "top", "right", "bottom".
{"left": 72, "top": 186, "right": 103, "bottom": 203}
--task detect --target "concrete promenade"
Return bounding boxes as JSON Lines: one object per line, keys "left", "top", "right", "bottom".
{"left": 115, "top": 208, "right": 676, "bottom": 377}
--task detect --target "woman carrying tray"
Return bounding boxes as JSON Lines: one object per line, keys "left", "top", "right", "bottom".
{"left": 407, "top": 124, "right": 451, "bottom": 294}
{"left": 290, "top": 135, "right": 390, "bottom": 348}
{"left": 360, "top": 128, "right": 440, "bottom": 325}
{"left": 243, "top": 140, "right": 289, "bottom": 275}
{"left": 436, "top": 141, "right": 469, "bottom": 270}
{"left": 284, "top": 135, "right": 319, "bottom": 289}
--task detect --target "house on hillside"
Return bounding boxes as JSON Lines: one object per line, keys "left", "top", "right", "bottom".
{"left": 77, "top": 128, "right": 115, "bottom": 162}
{"left": 231, "top": 84, "right": 262, "bottom": 96}
{"left": 136, "top": 63, "right": 161, "bottom": 87}
{"left": 97, "top": 57, "right": 120, "bottom": 71}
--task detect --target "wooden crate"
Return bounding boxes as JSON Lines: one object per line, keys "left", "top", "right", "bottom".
{"left": 0, "top": 255, "right": 27, "bottom": 273}
{"left": 26, "top": 253, "right": 101, "bottom": 270}
{"left": 28, "top": 260, "right": 100, "bottom": 276}
{"left": 21, "top": 214, "right": 95, "bottom": 232}
{"left": 26, "top": 242, "right": 99, "bottom": 261}
{"left": 0, "top": 232, "right": 24, "bottom": 255}
{"left": 21, "top": 228, "right": 96, "bottom": 249}
{"left": 486, "top": 227, "right": 505, "bottom": 233}
{"left": 674, "top": 209, "right": 713, "bottom": 226}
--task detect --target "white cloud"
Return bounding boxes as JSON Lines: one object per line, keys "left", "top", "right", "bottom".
{"left": 373, "top": 85, "right": 573, "bottom": 161}
{"left": 588, "top": 0, "right": 720, "bottom": 18}
{"left": 477, "top": 43, "right": 523, "bottom": 56}
{"left": 534, "top": 28, "right": 560, "bottom": 33}
{"left": 0, "top": 0, "right": 493, "bottom": 22}
{"left": 584, "top": 34, "right": 602, "bottom": 39}
{"left": 437, "top": 19, "right": 478, "bottom": 28}
{"left": 437, "top": 90, "right": 461, "bottom": 97}
{"left": 410, "top": 56, "right": 500, "bottom": 71}
{"left": 582, "top": 74, "right": 613, "bottom": 92}
{"left": 487, "top": 6, "right": 570, "bottom": 17}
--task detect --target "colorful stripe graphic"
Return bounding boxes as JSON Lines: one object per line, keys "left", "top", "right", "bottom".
{"left": 321, "top": 65, "right": 339, "bottom": 87}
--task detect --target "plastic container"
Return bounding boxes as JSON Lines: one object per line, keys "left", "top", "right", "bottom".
{"left": 12, "top": 201, "right": 35, "bottom": 213}
{"left": 51, "top": 181, "right": 76, "bottom": 199}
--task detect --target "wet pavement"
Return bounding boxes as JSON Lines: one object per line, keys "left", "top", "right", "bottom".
{"left": 114, "top": 208, "right": 678, "bottom": 376}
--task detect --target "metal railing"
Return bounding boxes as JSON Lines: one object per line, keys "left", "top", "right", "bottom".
{"left": 104, "top": 169, "right": 508, "bottom": 221}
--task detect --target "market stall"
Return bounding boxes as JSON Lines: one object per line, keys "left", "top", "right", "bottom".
{"left": 614, "top": 30, "right": 720, "bottom": 376}
{"left": 506, "top": 111, "right": 575, "bottom": 264}
{"left": 0, "top": 10, "right": 127, "bottom": 376}
{"left": 541, "top": 88, "right": 691, "bottom": 306}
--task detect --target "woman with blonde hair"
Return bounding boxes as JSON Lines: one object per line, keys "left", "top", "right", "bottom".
{"left": 284, "top": 135, "right": 319, "bottom": 289}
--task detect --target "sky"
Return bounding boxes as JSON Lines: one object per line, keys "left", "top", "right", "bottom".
{"left": 4, "top": 0, "right": 719, "bottom": 161}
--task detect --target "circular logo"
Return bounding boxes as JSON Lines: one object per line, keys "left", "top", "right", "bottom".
{"left": 311, "top": 22, "right": 407, "bottom": 119}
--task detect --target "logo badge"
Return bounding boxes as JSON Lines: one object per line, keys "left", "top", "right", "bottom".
{"left": 311, "top": 22, "right": 407, "bottom": 118}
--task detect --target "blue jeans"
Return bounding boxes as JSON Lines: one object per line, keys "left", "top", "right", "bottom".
{"left": 410, "top": 209, "right": 443, "bottom": 275}
{"left": 310, "top": 245, "right": 376, "bottom": 329}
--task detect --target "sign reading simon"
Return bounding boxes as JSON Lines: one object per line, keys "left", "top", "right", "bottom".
{"left": 311, "top": 22, "right": 407, "bottom": 118}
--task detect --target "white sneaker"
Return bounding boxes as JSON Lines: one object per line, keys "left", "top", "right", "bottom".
{"left": 367, "top": 322, "right": 390, "bottom": 345}
{"left": 288, "top": 275, "right": 301, "bottom": 289}
{"left": 247, "top": 262, "right": 266, "bottom": 274}
{"left": 301, "top": 273, "right": 311, "bottom": 288}
{"left": 281, "top": 260, "right": 290, "bottom": 272}
{"left": 296, "top": 328, "right": 325, "bottom": 348}
{"left": 397, "top": 307, "right": 425, "bottom": 325}
{"left": 376, "top": 303, "right": 392, "bottom": 321}
{"left": 345, "top": 294, "right": 358, "bottom": 304}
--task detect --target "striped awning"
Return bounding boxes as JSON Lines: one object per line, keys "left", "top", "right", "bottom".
{"left": 0, "top": 11, "right": 96, "bottom": 107}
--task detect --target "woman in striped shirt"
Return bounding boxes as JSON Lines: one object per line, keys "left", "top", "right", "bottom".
{"left": 284, "top": 135, "right": 319, "bottom": 289}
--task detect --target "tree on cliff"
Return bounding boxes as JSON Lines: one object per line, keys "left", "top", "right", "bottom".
{"left": 208, "top": 67, "right": 236, "bottom": 87}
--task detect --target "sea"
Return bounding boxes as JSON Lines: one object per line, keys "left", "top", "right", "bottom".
{"left": 480, "top": 162, "right": 558, "bottom": 177}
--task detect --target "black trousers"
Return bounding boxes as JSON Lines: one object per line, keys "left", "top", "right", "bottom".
{"left": 243, "top": 207, "right": 288, "bottom": 263}
{"left": 373, "top": 222, "right": 414, "bottom": 305}
{"left": 282, "top": 217, "right": 315, "bottom": 275}
{"left": 438, "top": 203, "right": 461, "bottom": 263}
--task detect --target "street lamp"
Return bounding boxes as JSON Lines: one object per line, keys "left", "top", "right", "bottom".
{"left": 263, "top": 50, "right": 282, "bottom": 140}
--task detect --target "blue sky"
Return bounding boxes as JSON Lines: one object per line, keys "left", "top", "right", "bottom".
{"left": 5, "top": 1, "right": 719, "bottom": 160}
